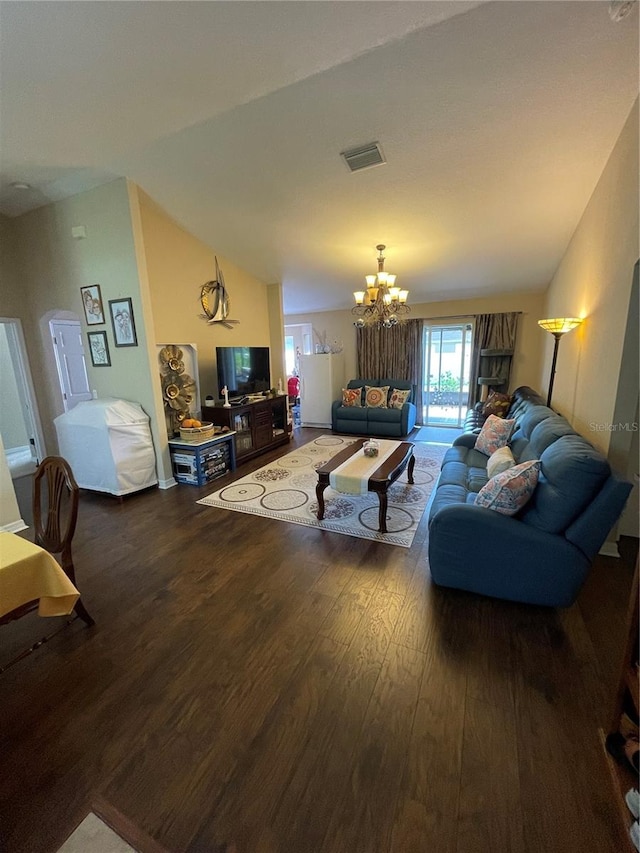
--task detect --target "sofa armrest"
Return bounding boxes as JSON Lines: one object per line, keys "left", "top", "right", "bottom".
{"left": 452, "top": 433, "right": 478, "bottom": 448}
{"left": 401, "top": 402, "right": 417, "bottom": 435}
{"left": 428, "top": 503, "right": 590, "bottom": 606}
{"left": 331, "top": 399, "right": 342, "bottom": 430}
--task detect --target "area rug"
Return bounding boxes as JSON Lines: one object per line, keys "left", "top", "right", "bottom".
{"left": 198, "top": 435, "right": 446, "bottom": 548}
{"left": 57, "top": 799, "right": 171, "bottom": 853}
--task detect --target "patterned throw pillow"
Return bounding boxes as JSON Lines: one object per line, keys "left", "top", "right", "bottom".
{"left": 389, "top": 388, "right": 411, "bottom": 410}
{"left": 365, "top": 385, "right": 389, "bottom": 408}
{"left": 475, "top": 414, "right": 516, "bottom": 456}
{"left": 475, "top": 460, "right": 541, "bottom": 515}
{"left": 342, "top": 388, "right": 363, "bottom": 407}
{"left": 483, "top": 391, "right": 512, "bottom": 418}
{"left": 486, "top": 445, "right": 516, "bottom": 479}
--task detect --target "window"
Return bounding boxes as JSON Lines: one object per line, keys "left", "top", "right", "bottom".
{"left": 423, "top": 323, "right": 473, "bottom": 427}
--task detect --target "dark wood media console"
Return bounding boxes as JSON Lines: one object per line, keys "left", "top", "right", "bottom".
{"left": 201, "top": 396, "right": 290, "bottom": 464}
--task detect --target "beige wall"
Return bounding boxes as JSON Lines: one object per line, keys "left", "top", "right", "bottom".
{"left": 286, "top": 290, "right": 545, "bottom": 393}
{"left": 136, "top": 189, "right": 274, "bottom": 401}
{"left": 1, "top": 181, "right": 282, "bottom": 487}
{"left": 6, "top": 179, "right": 162, "bottom": 467}
{"left": 0, "top": 215, "right": 25, "bottom": 317}
{"left": 267, "top": 283, "right": 285, "bottom": 390}
{"left": 541, "top": 100, "right": 639, "bottom": 455}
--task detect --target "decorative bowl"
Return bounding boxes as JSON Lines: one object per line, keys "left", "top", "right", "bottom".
{"left": 179, "top": 421, "right": 215, "bottom": 442}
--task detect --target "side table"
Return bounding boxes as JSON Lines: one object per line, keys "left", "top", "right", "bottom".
{"left": 168, "top": 432, "right": 236, "bottom": 486}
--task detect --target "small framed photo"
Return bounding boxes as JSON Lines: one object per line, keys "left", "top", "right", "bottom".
{"left": 109, "top": 297, "right": 138, "bottom": 347}
{"left": 87, "top": 330, "right": 111, "bottom": 367}
{"left": 80, "top": 284, "right": 105, "bottom": 325}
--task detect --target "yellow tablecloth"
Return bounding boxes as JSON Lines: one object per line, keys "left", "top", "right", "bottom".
{"left": 0, "top": 531, "right": 80, "bottom": 618}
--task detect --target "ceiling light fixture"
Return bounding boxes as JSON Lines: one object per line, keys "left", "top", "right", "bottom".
{"left": 352, "top": 244, "right": 410, "bottom": 328}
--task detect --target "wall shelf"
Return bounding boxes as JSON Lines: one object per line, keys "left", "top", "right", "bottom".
{"left": 480, "top": 348, "right": 513, "bottom": 357}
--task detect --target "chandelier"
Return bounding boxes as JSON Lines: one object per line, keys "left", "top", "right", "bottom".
{"left": 352, "top": 244, "right": 410, "bottom": 328}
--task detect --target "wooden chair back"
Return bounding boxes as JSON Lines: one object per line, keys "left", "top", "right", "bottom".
{"left": 33, "top": 456, "right": 79, "bottom": 579}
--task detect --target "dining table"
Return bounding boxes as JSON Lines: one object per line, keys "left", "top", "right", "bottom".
{"left": 0, "top": 530, "right": 80, "bottom": 619}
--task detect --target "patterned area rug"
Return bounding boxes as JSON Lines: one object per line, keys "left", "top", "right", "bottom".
{"left": 198, "top": 436, "right": 446, "bottom": 548}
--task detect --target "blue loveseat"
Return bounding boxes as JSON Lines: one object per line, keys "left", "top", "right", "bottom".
{"left": 428, "top": 386, "right": 632, "bottom": 607}
{"left": 331, "top": 379, "right": 417, "bottom": 437}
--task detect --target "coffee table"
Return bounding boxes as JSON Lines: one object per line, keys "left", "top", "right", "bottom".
{"left": 315, "top": 439, "right": 415, "bottom": 533}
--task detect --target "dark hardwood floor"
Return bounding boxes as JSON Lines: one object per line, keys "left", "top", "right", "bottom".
{"left": 0, "top": 427, "right": 636, "bottom": 853}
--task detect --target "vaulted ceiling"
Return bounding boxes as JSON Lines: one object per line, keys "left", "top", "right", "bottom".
{"left": 1, "top": 1, "right": 638, "bottom": 313}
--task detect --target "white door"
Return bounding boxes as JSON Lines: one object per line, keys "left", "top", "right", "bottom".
{"left": 50, "top": 320, "right": 92, "bottom": 411}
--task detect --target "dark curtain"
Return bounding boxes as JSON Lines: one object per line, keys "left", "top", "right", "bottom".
{"left": 356, "top": 319, "right": 424, "bottom": 417}
{"left": 469, "top": 312, "right": 519, "bottom": 406}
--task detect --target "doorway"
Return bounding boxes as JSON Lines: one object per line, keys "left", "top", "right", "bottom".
{"left": 423, "top": 323, "right": 473, "bottom": 427}
{"left": 0, "top": 318, "right": 45, "bottom": 474}
{"left": 284, "top": 323, "right": 313, "bottom": 377}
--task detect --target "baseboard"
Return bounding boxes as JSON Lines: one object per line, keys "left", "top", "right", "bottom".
{"left": 599, "top": 541, "right": 621, "bottom": 558}
{"left": 158, "top": 477, "right": 177, "bottom": 490}
{"left": 1, "top": 519, "right": 28, "bottom": 533}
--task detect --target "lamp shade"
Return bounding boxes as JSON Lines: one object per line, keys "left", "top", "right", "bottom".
{"left": 538, "top": 318, "right": 583, "bottom": 335}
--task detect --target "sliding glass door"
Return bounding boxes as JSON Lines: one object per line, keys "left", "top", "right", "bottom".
{"left": 423, "top": 323, "right": 473, "bottom": 427}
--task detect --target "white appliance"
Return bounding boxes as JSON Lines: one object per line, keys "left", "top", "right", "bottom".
{"left": 54, "top": 398, "right": 157, "bottom": 496}
{"left": 299, "top": 353, "right": 344, "bottom": 428}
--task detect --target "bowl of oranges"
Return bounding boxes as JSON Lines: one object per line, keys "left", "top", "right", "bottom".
{"left": 179, "top": 417, "right": 216, "bottom": 442}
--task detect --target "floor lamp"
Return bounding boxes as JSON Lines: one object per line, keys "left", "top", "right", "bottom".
{"left": 537, "top": 318, "right": 583, "bottom": 407}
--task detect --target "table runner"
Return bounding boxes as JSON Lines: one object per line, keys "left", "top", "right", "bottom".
{"left": 329, "top": 439, "right": 400, "bottom": 496}
{"left": 0, "top": 531, "right": 80, "bottom": 618}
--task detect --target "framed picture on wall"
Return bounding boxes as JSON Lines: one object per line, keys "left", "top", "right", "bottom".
{"left": 80, "top": 284, "right": 105, "bottom": 325}
{"left": 109, "top": 297, "right": 138, "bottom": 347}
{"left": 87, "top": 330, "right": 111, "bottom": 367}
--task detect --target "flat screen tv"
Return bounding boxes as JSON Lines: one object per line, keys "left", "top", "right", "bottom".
{"left": 216, "top": 346, "right": 271, "bottom": 398}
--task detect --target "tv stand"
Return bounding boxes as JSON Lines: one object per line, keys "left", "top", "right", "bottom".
{"left": 202, "top": 396, "right": 290, "bottom": 464}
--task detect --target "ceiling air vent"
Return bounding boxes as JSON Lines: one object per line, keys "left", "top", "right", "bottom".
{"left": 341, "top": 142, "right": 386, "bottom": 173}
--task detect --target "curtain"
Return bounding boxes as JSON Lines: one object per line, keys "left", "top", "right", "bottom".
{"left": 469, "top": 312, "right": 519, "bottom": 406}
{"left": 356, "top": 319, "right": 424, "bottom": 415}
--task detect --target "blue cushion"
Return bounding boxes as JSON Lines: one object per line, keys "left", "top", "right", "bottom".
{"left": 529, "top": 415, "right": 576, "bottom": 455}
{"left": 467, "top": 467, "right": 489, "bottom": 493}
{"left": 519, "top": 435, "right": 610, "bottom": 533}
{"left": 442, "top": 446, "right": 469, "bottom": 465}
{"left": 429, "top": 483, "right": 468, "bottom": 515}
{"left": 518, "top": 405, "right": 555, "bottom": 438}
{"left": 367, "top": 407, "right": 402, "bottom": 423}
{"left": 335, "top": 406, "right": 367, "bottom": 422}
{"left": 439, "top": 461, "right": 469, "bottom": 488}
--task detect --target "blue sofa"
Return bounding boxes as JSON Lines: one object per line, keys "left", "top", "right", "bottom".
{"left": 331, "top": 379, "right": 417, "bottom": 437}
{"left": 428, "top": 386, "right": 632, "bottom": 607}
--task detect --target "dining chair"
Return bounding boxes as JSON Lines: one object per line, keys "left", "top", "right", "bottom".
{"left": 33, "top": 456, "right": 94, "bottom": 626}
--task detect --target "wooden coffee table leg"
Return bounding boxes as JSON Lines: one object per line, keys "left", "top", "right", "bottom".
{"left": 378, "top": 491, "right": 388, "bottom": 533}
{"left": 407, "top": 452, "right": 415, "bottom": 484}
{"left": 316, "top": 482, "right": 326, "bottom": 520}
